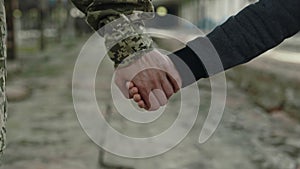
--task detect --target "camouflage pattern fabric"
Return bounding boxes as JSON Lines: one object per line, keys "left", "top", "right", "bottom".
{"left": 0, "top": 0, "right": 7, "bottom": 161}
{"left": 71, "top": 0, "right": 154, "bottom": 68}
{"left": 103, "top": 14, "right": 154, "bottom": 68}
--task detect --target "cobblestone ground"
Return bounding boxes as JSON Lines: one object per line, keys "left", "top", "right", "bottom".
{"left": 1, "top": 37, "right": 300, "bottom": 169}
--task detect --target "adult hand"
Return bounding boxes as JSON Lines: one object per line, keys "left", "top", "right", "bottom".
{"left": 114, "top": 49, "right": 182, "bottom": 111}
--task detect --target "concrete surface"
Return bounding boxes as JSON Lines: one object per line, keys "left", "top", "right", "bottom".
{"left": 1, "top": 36, "right": 300, "bottom": 169}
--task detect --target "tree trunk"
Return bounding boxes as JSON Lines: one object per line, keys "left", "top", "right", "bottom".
{"left": 39, "top": 0, "right": 47, "bottom": 51}
{"left": 5, "top": 0, "right": 16, "bottom": 60}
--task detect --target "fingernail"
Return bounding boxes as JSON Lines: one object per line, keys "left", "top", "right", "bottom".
{"left": 126, "top": 82, "right": 130, "bottom": 89}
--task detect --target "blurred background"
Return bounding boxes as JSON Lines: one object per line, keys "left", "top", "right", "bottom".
{"left": 2, "top": 0, "right": 300, "bottom": 169}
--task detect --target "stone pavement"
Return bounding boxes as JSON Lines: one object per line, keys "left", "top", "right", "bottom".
{"left": 1, "top": 37, "right": 300, "bottom": 169}
{"left": 2, "top": 39, "right": 100, "bottom": 169}
{"left": 227, "top": 42, "right": 300, "bottom": 120}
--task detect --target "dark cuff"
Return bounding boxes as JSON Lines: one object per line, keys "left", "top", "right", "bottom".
{"left": 168, "top": 39, "right": 209, "bottom": 87}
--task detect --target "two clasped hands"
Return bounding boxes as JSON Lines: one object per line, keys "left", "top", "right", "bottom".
{"left": 112, "top": 0, "right": 300, "bottom": 112}
{"left": 115, "top": 49, "right": 182, "bottom": 111}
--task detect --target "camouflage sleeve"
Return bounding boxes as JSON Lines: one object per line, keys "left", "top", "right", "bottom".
{"left": 71, "top": 0, "right": 155, "bottom": 68}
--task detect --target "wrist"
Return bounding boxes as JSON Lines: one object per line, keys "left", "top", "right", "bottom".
{"left": 103, "top": 14, "right": 154, "bottom": 68}
{"left": 168, "top": 37, "right": 209, "bottom": 87}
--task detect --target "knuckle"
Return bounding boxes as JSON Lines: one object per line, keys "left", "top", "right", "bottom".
{"left": 166, "top": 92, "right": 173, "bottom": 98}
{"left": 149, "top": 106, "right": 157, "bottom": 111}
{"left": 151, "top": 79, "right": 160, "bottom": 88}
{"left": 161, "top": 99, "right": 168, "bottom": 106}
{"left": 139, "top": 86, "right": 147, "bottom": 92}
{"left": 153, "top": 106, "right": 160, "bottom": 111}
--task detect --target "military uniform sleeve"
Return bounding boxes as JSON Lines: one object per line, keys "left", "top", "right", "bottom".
{"left": 71, "top": 0, "right": 155, "bottom": 68}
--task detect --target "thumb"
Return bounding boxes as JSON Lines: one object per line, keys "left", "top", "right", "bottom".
{"left": 114, "top": 76, "right": 131, "bottom": 99}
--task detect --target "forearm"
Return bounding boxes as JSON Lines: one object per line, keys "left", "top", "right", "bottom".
{"left": 71, "top": 0, "right": 155, "bottom": 68}
{"left": 170, "top": 0, "right": 300, "bottom": 87}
